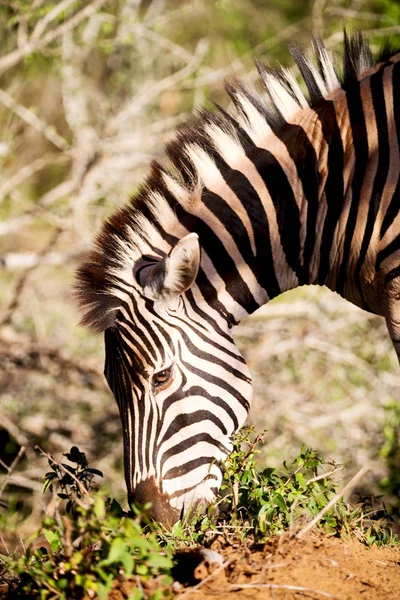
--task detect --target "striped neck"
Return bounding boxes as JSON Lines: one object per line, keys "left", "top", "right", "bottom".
{"left": 188, "top": 57, "right": 400, "bottom": 323}
{"left": 76, "top": 35, "right": 400, "bottom": 334}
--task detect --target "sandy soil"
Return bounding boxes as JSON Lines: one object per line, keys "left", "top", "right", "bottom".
{"left": 2, "top": 532, "right": 399, "bottom": 599}
{"left": 168, "top": 533, "right": 400, "bottom": 600}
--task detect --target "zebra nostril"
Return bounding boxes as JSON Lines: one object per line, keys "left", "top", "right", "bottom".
{"left": 128, "top": 478, "right": 180, "bottom": 527}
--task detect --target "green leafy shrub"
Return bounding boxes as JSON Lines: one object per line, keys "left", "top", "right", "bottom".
{"left": 161, "top": 427, "right": 398, "bottom": 548}
{"left": 1, "top": 448, "right": 173, "bottom": 599}
{"left": 42, "top": 445, "right": 104, "bottom": 515}
{"left": 2, "top": 495, "right": 173, "bottom": 600}
{"left": 380, "top": 400, "right": 400, "bottom": 518}
{"left": 1, "top": 432, "right": 398, "bottom": 599}
{"left": 221, "top": 428, "right": 397, "bottom": 545}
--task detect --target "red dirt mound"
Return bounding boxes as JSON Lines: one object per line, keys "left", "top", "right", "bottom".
{"left": 173, "top": 533, "right": 400, "bottom": 600}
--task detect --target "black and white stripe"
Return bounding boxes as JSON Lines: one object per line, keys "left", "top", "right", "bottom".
{"left": 77, "top": 32, "right": 400, "bottom": 524}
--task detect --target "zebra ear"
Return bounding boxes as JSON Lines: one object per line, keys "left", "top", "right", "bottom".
{"left": 139, "top": 233, "right": 200, "bottom": 301}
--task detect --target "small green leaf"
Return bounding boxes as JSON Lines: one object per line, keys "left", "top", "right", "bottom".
{"left": 147, "top": 553, "right": 173, "bottom": 569}
{"left": 42, "top": 528, "right": 61, "bottom": 552}
{"left": 121, "top": 552, "right": 134, "bottom": 576}
{"left": 83, "top": 468, "right": 103, "bottom": 477}
{"left": 105, "top": 537, "right": 125, "bottom": 563}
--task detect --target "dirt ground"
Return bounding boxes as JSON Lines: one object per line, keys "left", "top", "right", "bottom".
{"left": 167, "top": 533, "right": 400, "bottom": 600}
{"left": 120, "top": 533, "right": 400, "bottom": 600}
{"left": 2, "top": 531, "right": 399, "bottom": 599}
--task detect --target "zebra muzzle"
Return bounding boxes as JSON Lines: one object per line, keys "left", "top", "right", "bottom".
{"left": 128, "top": 477, "right": 180, "bottom": 526}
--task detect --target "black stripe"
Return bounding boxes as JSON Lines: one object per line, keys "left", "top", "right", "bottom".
{"left": 160, "top": 409, "right": 229, "bottom": 444}
{"left": 173, "top": 325, "right": 250, "bottom": 383}
{"left": 164, "top": 456, "right": 217, "bottom": 480}
{"left": 180, "top": 296, "right": 209, "bottom": 333}
{"left": 118, "top": 312, "right": 159, "bottom": 363}
{"left": 248, "top": 147, "right": 303, "bottom": 283}
{"left": 384, "top": 265, "right": 400, "bottom": 283}
{"left": 355, "top": 65, "right": 390, "bottom": 307}
{"left": 316, "top": 101, "right": 344, "bottom": 285}
{"left": 158, "top": 365, "right": 238, "bottom": 433}
{"left": 219, "top": 165, "right": 281, "bottom": 298}
{"left": 160, "top": 433, "right": 228, "bottom": 471}
{"left": 195, "top": 269, "right": 238, "bottom": 326}
{"left": 380, "top": 61, "right": 400, "bottom": 238}
{"left": 185, "top": 290, "right": 236, "bottom": 342}
{"left": 148, "top": 172, "right": 238, "bottom": 325}
{"left": 105, "top": 329, "right": 141, "bottom": 493}
{"left": 168, "top": 476, "right": 218, "bottom": 500}
{"left": 180, "top": 356, "right": 249, "bottom": 412}
{"left": 380, "top": 176, "right": 400, "bottom": 239}
{"left": 202, "top": 187, "right": 255, "bottom": 272}
{"left": 118, "top": 323, "right": 155, "bottom": 368}
{"left": 377, "top": 233, "right": 400, "bottom": 268}
{"left": 162, "top": 186, "right": 259, "bottom": 313}
{"left": 336, "top": 79, "right": 369, "bottom": 295}
{"left": 142, "top": 397, "right": 152, "bottom": 477}
{"left": 169, "top": 310, "right": 246, "bottom": 364}
{"left": 279, "top": 123, "right": 319, "bottom": 281}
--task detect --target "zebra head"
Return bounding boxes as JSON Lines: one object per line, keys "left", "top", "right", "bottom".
{"left": 78, "top": 228, "right": 252, "bottom": 525}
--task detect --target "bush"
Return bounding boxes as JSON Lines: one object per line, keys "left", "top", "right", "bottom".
{"left": 1, "top": 430, "right": 398, "bottom": 599}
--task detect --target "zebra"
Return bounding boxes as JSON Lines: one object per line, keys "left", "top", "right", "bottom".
{"left": 76, "top": 32, "right": 400, "bottom": 526}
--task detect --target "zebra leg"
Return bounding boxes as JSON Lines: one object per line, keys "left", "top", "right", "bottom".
{"left": 382, "top": 274, "right": 400, "bottom": 364}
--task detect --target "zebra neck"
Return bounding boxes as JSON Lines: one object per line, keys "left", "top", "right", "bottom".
{"left": 193, "top": 100, "right": 362, "bottom": 322}
{"left": 191, "top": 133, "right": 319, "bottom": 322}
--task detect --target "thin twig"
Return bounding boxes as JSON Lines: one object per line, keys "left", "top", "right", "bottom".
{"left": 31, "top": 0, "right": 79, "bottom": 41}
{"left": 0, "top": 446, "right": 26, "bottom": 499}
{"left": 307, "top": 466, "right": 344, "bottom": 484}
{"left": 0, "top": 228, "right": 63, "bottom": 327}
{"left": 241, "top": 431, "right": 266, "bottom": 463}
{"left": 297, "top": 466, "right": 371, "bottom": 539}
{"left": 0, "top": 0, "right": 108, "bottom": 76}
{"left": 0, "top": 88, "right": 70, "bottom": 151}
{"left": 0, "top": 154, "right": 69, "bottom": 205}
{"left": 226, "top": 583, "right": 338, "bottom": 598}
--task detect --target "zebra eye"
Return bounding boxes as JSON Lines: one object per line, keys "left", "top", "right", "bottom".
{"left": 152, "top": 367, "right": 172, "bottom": 390}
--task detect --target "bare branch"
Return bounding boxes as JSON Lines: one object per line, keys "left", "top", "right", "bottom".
{"left": 0, "top": 0, "right": 109, "bottom": 76}
{"left": 0, "top": 87, "right": 70, "bottom": 151}
{"left": 297, "top": 466, "right": 371, "bottom": 538}
{"left": 226, "top": 583, "right": 338, "bottom": 598}
{"left": 0, "top": 446, "right": 26, "bottom": 500}
{"left": 306, "top": 466, "right": 344, "bottom": 485}
{"left": 1, "top": 251, "right": 79, "bottom": 270}
{"left": 0, "top": 228, "right": 63, "bottom": 327}
{"left": 31, "top": 0, "right": 79, "bottom": 41}
{"left": 0, "top": 154, "right": 68, "bottom": 204}
{"left": 111, "top": 39, "right": 208, "bottom": 130}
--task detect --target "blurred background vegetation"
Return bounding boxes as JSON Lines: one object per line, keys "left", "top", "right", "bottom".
{"left": 1, "top": 0, "right": 400, "bottom": 546}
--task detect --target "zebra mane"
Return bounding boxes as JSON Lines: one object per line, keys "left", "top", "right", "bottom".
{"left": 76, "top": 31, "right": 400, "bottom": 332}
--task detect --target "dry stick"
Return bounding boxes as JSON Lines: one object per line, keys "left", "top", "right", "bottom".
{"left": 226, "top": 583, "right": 338, "bottom": 599}
{"left": 0, "top": 228, "right": 62, "bottom": 327}
{"left": 0, "top": 446, "right": 26, "bottom": 499}
{"left": 0, "top": 0, "right": 108, "bottom": 76}
{"left": 0, "top": 88, "right": 70, "bottom": 151}
{"left": 0, "top": 154, "right": 69, "bottom": 205}
{"left": 307, "top": 466, "right": 344, "bottom": 484}
{"left": 297, "top": 465, "right": 370, "bottom": 539}
{"left": 31, "top": 0, "right": 79, "bottom": 41}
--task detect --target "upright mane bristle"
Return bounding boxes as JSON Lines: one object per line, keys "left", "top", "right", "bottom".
{"left": 343, "top": 30, "right": 373, "bottom": 86}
